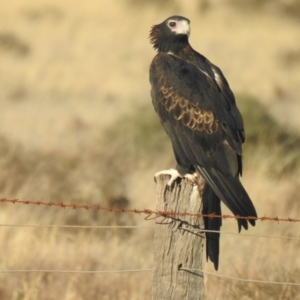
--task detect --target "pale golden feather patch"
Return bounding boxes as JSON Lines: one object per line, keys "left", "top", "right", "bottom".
{"left": 160, "top": 84, "right": 219, "bottom": 134}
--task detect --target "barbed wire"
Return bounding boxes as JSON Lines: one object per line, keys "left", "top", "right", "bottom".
{"left": 1, "top": 199, "right": 300, "bottom": 288}
{"left": 1, "top": 198, "right": 300, "bottom": 223}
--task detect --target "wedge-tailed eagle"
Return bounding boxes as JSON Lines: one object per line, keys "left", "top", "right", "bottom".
{"left": 149, "top": 16, "right": 257, "bottom": 270}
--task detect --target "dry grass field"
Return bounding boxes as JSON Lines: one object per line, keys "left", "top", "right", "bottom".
{"left": 0, "top": 0, "right": 300, "bottom": 299}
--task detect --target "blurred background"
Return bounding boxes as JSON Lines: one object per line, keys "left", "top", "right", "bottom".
{"left": 0, "top": 0, "right": 300, "bottom": 299}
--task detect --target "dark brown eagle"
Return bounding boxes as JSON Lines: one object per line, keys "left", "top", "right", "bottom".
{"left": 149, "top": 16, "right": 257, "bottom": 270}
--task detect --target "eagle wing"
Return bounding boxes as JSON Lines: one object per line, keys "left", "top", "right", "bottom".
{"left": 150, "top": 53, "right": 257, "bottom": 231}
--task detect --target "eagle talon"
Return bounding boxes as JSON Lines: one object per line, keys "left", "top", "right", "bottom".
{"left": 183, "top": 172, "right": 198, "bottom": 185}
{"left": 154, "top": 169, "right": 198, "bottom": 186}
{"left": 154, "top": 168, "right": 182, "bottom": 186}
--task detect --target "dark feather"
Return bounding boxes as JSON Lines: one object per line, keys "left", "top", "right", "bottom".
{"left": 202, "top": 184, "right": 222, "bottom": 270}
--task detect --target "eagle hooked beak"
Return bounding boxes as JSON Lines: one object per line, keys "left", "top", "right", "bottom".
{"left": 171, "top": 20, "right": 191, "bottom": 37}
{"left": 179, "top": 20, "right": 190, "bottom": 37}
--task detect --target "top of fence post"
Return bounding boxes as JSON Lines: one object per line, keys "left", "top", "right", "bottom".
{"left": 152, "top": 175, "right": 204, "bottom": 300}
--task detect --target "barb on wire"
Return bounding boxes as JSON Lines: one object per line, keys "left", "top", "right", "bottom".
{"left": 1, "top": 198, "right": 300, "bottom": 223}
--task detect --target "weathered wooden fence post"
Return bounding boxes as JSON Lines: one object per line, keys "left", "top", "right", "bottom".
{"left": 152, "top": 175, "right": 204, "bottom": 300}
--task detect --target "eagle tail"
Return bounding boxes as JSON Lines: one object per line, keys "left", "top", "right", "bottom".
{"left": 196, "top": 166, "right": 257, "bottom": 232}
{"left": 202, "top": 184, "right": 221, "bottom": 271}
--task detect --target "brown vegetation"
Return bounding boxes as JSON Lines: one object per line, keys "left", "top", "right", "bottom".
{"left": 0, "top": 1, "right": 299, "bottom": 299}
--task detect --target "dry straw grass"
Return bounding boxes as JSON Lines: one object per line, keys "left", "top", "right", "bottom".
{"left": 0, "top": 0, "right": 300, "bottom": 299}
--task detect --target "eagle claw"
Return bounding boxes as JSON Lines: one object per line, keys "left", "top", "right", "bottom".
{"left": 154, "top": 168, "right": 182, "bottom": 186}
{"left": 154, "top": 169, "right": 198, "bottom": 186}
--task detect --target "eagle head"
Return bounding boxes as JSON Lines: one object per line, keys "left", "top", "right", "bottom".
{"left": 149, "top": 16, "right": 190, "bottom": 53}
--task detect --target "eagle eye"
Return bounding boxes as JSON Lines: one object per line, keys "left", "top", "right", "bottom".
{"left": 169, "top": 21, "right": 176, "bottom": 28}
